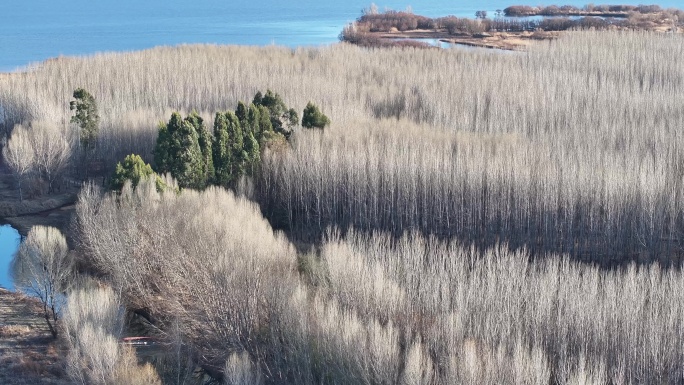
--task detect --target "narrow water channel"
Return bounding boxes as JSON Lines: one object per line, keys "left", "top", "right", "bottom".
{"left": 0, "top": 224, "right": 21, "bottom": 290}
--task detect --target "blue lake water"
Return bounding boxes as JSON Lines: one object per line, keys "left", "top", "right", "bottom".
{"left": 2, "top": 0, "right": 682, "bottom": 71}
{"left": 0, "top": 225, "right": 21, "bottom": 290}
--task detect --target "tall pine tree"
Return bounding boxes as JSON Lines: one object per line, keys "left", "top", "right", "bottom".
{"left": 187, "top": 111, "right": 214, "bottom": 187}
{"left": 247, "top": 104, "right": 262, "bottom": 141}
{"left": 174, "top": 119, "right": 204, "bottom": 189}
{"left": 212, "top": 112, "right": 231, "bottom": 186}
{"left": 226, "top": 111, "right": 245, "bottom": 179}
{"left": 154, "top": 113, "right": 183, "bottom": 174}
{"left": 154, "top": 112, "right": 205, "bottom": 189}
{"left": 236, "top": 101, "right": 248, "bottom": 126}
{"left": 257, "top": 105, "right": 273, "bottom": 140}
{"left": 244, "top": 132, "right": 260, "bottom": 176}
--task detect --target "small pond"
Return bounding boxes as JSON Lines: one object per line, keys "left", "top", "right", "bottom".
{"left": 0, "top": 224, "right": 21, "bottom": 290}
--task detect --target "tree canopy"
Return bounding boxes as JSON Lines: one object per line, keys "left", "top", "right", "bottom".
{"left": 110, "top": 154, "right": 165, "bottom": 191}
{"left": 302, "top": 102, "right": 331, "bottom": 129}
{"left": 154, "top": 112, "right": 206, "bottom": 189}
{"left": 254, "top": 89, "right": 299, "bottom": 137}
{"left": 70, "top": 88, "right": 100, "bottom": 150}
{"left": 12, "top": 226, "right": 72, "bottom": 338}
{"left": 149, "top": 90, "right": 308, "bottom": 190}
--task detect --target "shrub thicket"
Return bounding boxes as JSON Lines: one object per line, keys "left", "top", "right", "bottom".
{"left": 74, "top": 179, "right": 684, "bottom": 384}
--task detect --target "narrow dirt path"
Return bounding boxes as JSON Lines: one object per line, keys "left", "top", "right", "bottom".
{"left": 0, "top": 288, "right": 69, "bottom": 384}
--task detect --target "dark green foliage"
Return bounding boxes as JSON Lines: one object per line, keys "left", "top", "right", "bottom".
{"left": 244, "top": 132, "right": 261, "bottom": 175}
{"left": 260, "top": 89, "right": 287, "bottom": 118}
{"left": 286, "top": 108, "right": 299, "bottom": 128}
{"left": 254, "top": 89, "right": 295, "bottom": 137}
{"left": 252, "top": 91, "right": 263, "bottom": 106}
{"left": 246, "top": 104, "right": 261, "bottom": 138}
{"left": 151, "top": 91, "right": 299, "bottom": 190}
{"left": 302, "top": 102, "right": 330, "bottom": 129}
{"left": 153, "top": 117, "right": 176, "bottom": 174}
{"left": 236, "top": 101, "right": 248, "bottom": 125}
{"left": 212, "top": 112, "right": 231, "bottom": 186}
{"left": 257, "top": 105, "right": 273, "bottom": 138}
{"left": 212, "top": 110, "right": 254, "bottom": 186}
{"left": 188, "top": 111, "right": 215, "bottom": 185}
{"left": 110, "top": 154, "right": 162, "bottom": 191}
{"left": 175, "top": 119, "right": 205, "bottom": 189}
{"left": 154, "top": 112, "right": 206, "bottom": 189}
{"left": 226, "top": 111, "right": 246, "bottom": 179}
{"left": 69, "top": 88, "right": 100, "bottom": 150}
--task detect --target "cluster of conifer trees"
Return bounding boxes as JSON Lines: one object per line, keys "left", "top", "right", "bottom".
{"left": 152, "top": 90, "right": 281, "bottom": 189}
{"left": 114, "top": 90, "right": 329, "bottom": 190}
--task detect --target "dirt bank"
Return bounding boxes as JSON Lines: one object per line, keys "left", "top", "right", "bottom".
{"left": 0, "top": 288, "right": 68, "bottom": 384}
{"left": 0, "top": 164, "right": 77, "bottom": 236}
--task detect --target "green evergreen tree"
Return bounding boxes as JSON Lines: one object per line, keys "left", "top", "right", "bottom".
{"left": 110, "top": 154, "right": 159, "bottom": 191}
{"left": 69, "top": 88, "right": 100, "bottom": 150}
{"left": 261, "top": 89, "right": 290, "bottom": 134}
{"left": 302, "top": 102, "right": 331, "bottom": 129}
{"left": 261, "top": 89, "right": 287, "bottom": 119}
{"left": 212, "top": 112, "right": 231, "bottom": 186}
{"left": 154, "top": 112, "right": 204, "bottom": 189}
{"left": 187, "top": 111, "right": 214, "bottom": 186}
{"left": 236, "top": 101, "right": 248, "bottom": 126}
{"left": 286, "top": 108, "right": 299, "bottom": 128}
{"left": 174, "top": 119, "right": 204, "bottom": 189}
{"left": 154, "top": 113, "right": 184, "bottom": 173}
{"left": 225, "top": 112, "right": 245, "bottom": 178}
{"left": 252, "top": 91, "right": 263, "bottom": 106}
{"left": 244, "top": 132, "right": 261, "bottom": 176}
{"left": 247, "top": 104, "right": 262, "bottom": 140}
{"left": 257, "top": 105, "right": 273, "bottom": 139}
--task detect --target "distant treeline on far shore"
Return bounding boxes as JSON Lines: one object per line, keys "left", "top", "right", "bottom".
{"left": 341, "top": 3, "right": 682, "bottom": 45}
{"left": 504, "top": 3, "right": 670, "bottom": 17}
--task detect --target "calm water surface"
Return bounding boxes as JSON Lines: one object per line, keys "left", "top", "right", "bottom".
{"left": 0, "top": 225, "right": 20, "bottom": 290}
{"left": 2, "top": 0, "right": 681, "bottom": 71}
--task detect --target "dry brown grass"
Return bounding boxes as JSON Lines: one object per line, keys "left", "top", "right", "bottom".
{"left": 0, "top": 325, "right": 31, "bottom": 338}
{"left": 0, "top": 289, "right": 68, "bottom": 384}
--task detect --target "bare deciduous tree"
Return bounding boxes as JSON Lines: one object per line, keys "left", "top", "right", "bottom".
{"left": 2, "top": 121, "right": 73, "bottom": 197}
{"left": 2, "top": 124, "right": 36, "bottom": 201}
{"left": 12, "top": 225, "right": 73, "bottom": 338}
{"left": 62, "top": 286, "right": 162, "bottom": 385}
{"left": 74, "top": 177, "right": 684, "bottom": 384}
{"left": 29, "top": 121, "right": 73, "bottom": 193}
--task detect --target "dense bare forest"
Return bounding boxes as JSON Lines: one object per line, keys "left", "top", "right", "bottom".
{"left": 2, "top": 30, "right": 684, "bottom": 383}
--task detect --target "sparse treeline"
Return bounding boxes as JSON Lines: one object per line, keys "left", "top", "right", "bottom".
{"left": 503, "top": 3, "right": 675, "bottom": 16}
{"left": 74, "top": 178, "right": 684, "bottom": 384}
{"left": 340, "top": 5, "right": 684, "bottom": 43}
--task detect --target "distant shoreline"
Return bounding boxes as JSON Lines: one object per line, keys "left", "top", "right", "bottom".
{"left": 378, "top": 30, "right": 559, "bottom": 51}
{"left": 341, "top": 4, "right": 682, "bottom": 50}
